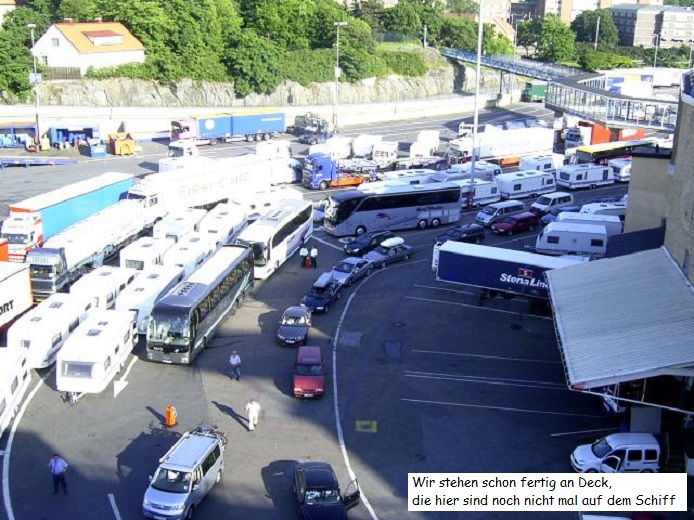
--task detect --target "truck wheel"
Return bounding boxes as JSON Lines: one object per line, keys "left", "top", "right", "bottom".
{"left": 355, "top": 226, "right": 367, "bottom": 236}
{"left": 431, "top": 218, "right": 441, "bottom": 228}
{"left": 209, "top": 139, "right": 218, "bottom": 146}
{"left": 262, "top": 133, "right": 270, "bottom": 141}
{"left": 310, "top": 138, "right": 317, "bottom": 145}
{"left": 319, "top": 181, "right": 329, "bottom": 190}
{"left": 245, "top": 135, "right": 253, "bottom": 142}
{"left": 417, "top": 220, "right": 428, "bottom": 230}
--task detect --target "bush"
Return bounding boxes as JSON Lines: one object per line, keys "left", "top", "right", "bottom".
{"left": 378, "top": 50, "right": 427, "bottom": 76}
{"left": 282, "top": 49, "right": 335, "bottom": 86}
{"left": 84, "top": 62, "right": 153, "bottom": 80}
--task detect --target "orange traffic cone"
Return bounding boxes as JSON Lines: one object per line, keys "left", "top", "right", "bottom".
{"left": 164, "top": 404, "right": 178, "bottom": 427}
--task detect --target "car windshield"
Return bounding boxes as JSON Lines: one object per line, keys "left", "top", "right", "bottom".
{"left": 151, "top": 468, "right": 192, "bottom": 494}
{"left": 499, "top": 217, "right": 515, "bottom": 225}
{"left": 482, "top": 206, "right": 497, "bottom": 215}
{"left": 373, "top": 245, "right": 389, "bottom": 255}
{"left": 332, "top": 262, "right": 354, "bottom": 274}
{"left": 536, "top": 196, "right": 552, "bottom": 205}
{"left": 590, "top": 438, "right": 613, "bottom": 458}
{"left": 308, "top": 286, "right": 329, "bottom": 297}
{"left": 295, "top": 363, "right": 323, "bottom": 376}
{"left": 353, "top": 235, "right": 372, "bottom": 246}
{"left": 147, "top": 314, "right": 190, "bottom": 344}
{"left": 305, "top": 488, "right": 340, "bottom": 506}
{"left": 282, "top": 314, "right": 308, "bottom": 326}
{"left": 0, "top": 233, "right": 29, "bottom": 244}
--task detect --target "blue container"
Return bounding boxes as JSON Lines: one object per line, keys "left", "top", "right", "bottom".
{"left": 88, "top": 144, "right": 107, "bottom": 158}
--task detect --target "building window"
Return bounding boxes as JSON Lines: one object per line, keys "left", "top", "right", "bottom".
{"left": 41, "top": 56, "right": 48, "bottom": 66}
{"left": 51, "top": 38, "right": 59, "bottom": 47}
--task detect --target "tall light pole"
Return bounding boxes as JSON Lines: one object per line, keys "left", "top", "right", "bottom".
{"left": 594, "top": 16, "right": 601, "bottom": 50}
{"left": 333, "top": 21, "right": 348, "bottom": 133}
{"left": 652, "top": 33, "right": 660, "bottom": 95}
{"left": 689, "top": 39, "right": 694, "bottom": 69}
{"left": 27, "top": 23, "right": 41, "bottom": 147}
{"left": 469, "top": 0, "right": 484, "bottom": 198}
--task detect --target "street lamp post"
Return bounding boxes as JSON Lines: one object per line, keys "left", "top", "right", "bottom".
{"left": 469, "top": 0, "right": 484, "bottom": 197}
{"left": 27, "top": 23, "right": 41, "bottom": 147}
{"left": 652, "top": 34, "right": 660, "bottom": 95}
{"left": 333, "top": 21, "right": 348, "bottom": 133}
{"left": 689, "top": 39, "right": 693, "bottom": 69}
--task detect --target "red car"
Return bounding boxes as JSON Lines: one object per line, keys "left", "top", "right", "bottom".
{"left": 491, "top": 212, "right": 539, "bottom": 236}
{"left": 293, "top": 346, "right": 326, "bottom": 398}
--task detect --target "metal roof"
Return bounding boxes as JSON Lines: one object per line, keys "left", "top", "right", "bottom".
{"left": 546, "top": 247, "right": 694, "bottom": 390}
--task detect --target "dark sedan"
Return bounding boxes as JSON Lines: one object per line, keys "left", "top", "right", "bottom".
{"left": 293, "top": 461, "right": 360, "bottom": 520}
{"left": 343, "top": 230, "right": 394, "bottom": 256}
{"left": 300, "top": 273, "right": 342, "bottom": 313}
{"left": 540, "top": 205, "right": 583, "bottom": 225}
{"left": 435, "top": 223, "right": 486, "bottom": 245}
{"left": 277, "top": 306, "right": 311, "bottom": 347}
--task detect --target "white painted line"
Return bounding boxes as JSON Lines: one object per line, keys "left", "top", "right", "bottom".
{"left": 3, "top": 370, "right": 52, "bottom": 520}
{"left": 549, "top": 427, "right": 618, "bottom": 438}
{"left": 413, "top": 284, "right": 477, "bottom": 296}
{"left": 333, "top": 278, "right": 381, "bottom": 520}
{"left": 410, "top": 349, "right": 561, "bottom": 365}
{"left": 108, "top": 493, "right": 123, "bottom": 520}
{"left": 311, "top": 235, "right": 344, "bottom": 251}
{"left": 405, "top": 295, "right": 553, "bottom": 319}
{"left": 403, "top": 371, "right": 567, "bottom": 391}
{"left": 402, "top": 398, "right": 604, "bottom": 418}
{"left": 117, "top": 355, "right": 138, "bottom": 382}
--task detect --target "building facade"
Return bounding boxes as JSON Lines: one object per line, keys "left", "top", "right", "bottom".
{"left": 0, "top": 0, "right": 15, "bottom": 26}
{"left": 611, "top": 4, "right": 694, "bottom": 47}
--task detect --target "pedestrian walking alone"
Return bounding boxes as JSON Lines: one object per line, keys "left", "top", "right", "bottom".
{"left": 310, "top": 246, "right": 318, "bottom": 268}
{"left": 245, "top": 399, "right": 261, "bottom": 431}
{"left": 300, "top": 243, "right": 309, "bottom": 269}
{"left": 229, "top": 350, "right": 242, "bottom": 381}
{"left": 48, "top": 454, "right": 68, "bottom": 494}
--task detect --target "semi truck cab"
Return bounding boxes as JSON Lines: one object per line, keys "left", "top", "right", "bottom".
{"left": 25, "top": 248, "right": 70, "bottom": 302}
{"left": 0, "top": 213, "right": 42, "bottom": 262}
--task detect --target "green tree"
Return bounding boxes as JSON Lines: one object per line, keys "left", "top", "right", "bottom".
{"left": 577, "top": 47, "right": 634, "bottom": 70}
{"left": 437, "top": 16, "right": 477, "bottom": 49}
{"left": 350, "top": 0, "right": 386, "bottom": 37}
{"left": 483, "top": 24, "right": 513, "bottom": 55}
{"left": 537, "top": 14, "right": 575, "bottom": 62}
{"left": 58, "top": 0, "right": 97, "bottom": 22}
{"left": 447, "top": 0, "right": 478, "bottom": 14}
{"left": 223, "top": 28, "right": 284, "bottom": 97}
{"left": 241, "top": 0, "right": 316, "bottom": 50}
{"left": 381, "top": 1, "right": 421, "bottom": 36}
{"left": 571, "top": 9, "right": 618, "bottom": 47}
{"left": 516, "top": 19, "right": 540, "bottom": 56}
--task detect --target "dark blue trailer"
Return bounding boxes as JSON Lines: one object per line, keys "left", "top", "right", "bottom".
{"left": 171, "top": 110, "right": 285, "bottom": 145}
{"left": 435, "top": 241, "right": 585, "bottom": 299}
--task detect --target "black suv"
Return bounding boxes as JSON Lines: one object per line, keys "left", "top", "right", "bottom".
{"left": 435, "top": 223, "right": 486, "bottom": 245}
{"left": 293, "top": 461, "right": 360, "bottom": 519}
{"left": 343, "top": 230, "right": 394, "bottom": 256}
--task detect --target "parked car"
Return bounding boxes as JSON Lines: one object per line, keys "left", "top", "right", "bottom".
{"left": 298, "top": 132, "right": 330, "bottom": 145}
{"left": 277, "top": 306, "right": 312, "bottom": 347}
{"left": 292, "top": 346, "right": 326, "bottom": 398}
{"left": 343, "top": 230, "right": 394, "bottom": 256}
{"left": 329, "top": 257, "right": 373, "bottom": 287}
{"left": 490, "top": 212, "right": 539, "bottom": 236}
{"left": 300, "top": 273, "right": 342, "bottom": 313}
{"left": 540, "top": 205, "right": 583, "bottom": 225}
{"left": 293, "top": 461, "right": 361, "bottom": 518}
{"left": 312, "top": 201, "right": 327, "bottom": 223}
{"left": 435, "top": 223, "right": 486, "bottom": 245}
{"left": 363, "top": 237, "right": 415, "bottom": 268}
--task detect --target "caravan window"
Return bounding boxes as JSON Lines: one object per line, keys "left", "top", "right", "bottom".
{"left": 69, "top": 318, "right": 80, "bottom": 333}
{"left": 0, "top": 398, "right": 5, "bottom": 416}
{"left": 591, "top": 239, "right": 604, "bottom": 247}
{"left": 513, "top": 183, "right": 521, "bottom": 191}
{"left": 548, "top": 236, "right": 560, "bottom": 244}
{"left": 62, "top": 362, "right": 94, "bottom": 378}
{"left": 21, "top": 340, "right": 30, "bottom": 349}
{"left": 10, "top": 376, "right": 18, "bottom": 394}
{"left": 52, "top": 333, "right": 62, "bottom": 347}
{"left": 104, "top": 356, "right": 112, "bottom": 371}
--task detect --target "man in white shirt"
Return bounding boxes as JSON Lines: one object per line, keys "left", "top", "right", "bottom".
{"left": 48, "top": 454, "right": 68, "bottom": 494}
{"left": 245, "top": 399, "right": 261, "bottom": 431}
{"left": 229, "top": 350, "right": 241, "bottom": 381}
{"left": 310, "top": 246, "right": 318, "bottom": 268}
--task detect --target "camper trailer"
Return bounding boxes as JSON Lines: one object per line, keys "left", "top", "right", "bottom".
{"left": 7, "top": 293, "right": 91, "bottom": 369}
{"left": 69, "top": 266, "right": 139, "bottom": 310}
{"left": 0, "top": 348, "right": 30, "bottom": 439}
{"left": 162, "top": 236, "right": 213, "bottom": 277}
{"left": 580, "top": 202, "right": 628, "bottom": 221}
{"left": 56, "top": 310, "right": 137, "bottom": 403}
{"left": 496, "top": 170, "right": 556, "bottom": 199}
{"left": 556, "top": 164, "right": 613, "bottom": 190}
{"left": 535, "top": 222, "right": 608, "bottom": 257}
{"left": 230, "top": 186, "right": 303, "bottom": 222}
{"left": 115, "top": 265, "right": 185, "bottom": 334}
{"left": 608, "top": 158, "right": 632, "bottom": 182}
{"left": 451, "top": 179, "right": 501, "bottom": 208}
{"left": 119, "top": 236, "right": 175, "bottom": 270}
{"left": 518, "top": 154, "right": 564, "bottom": 175}
{"left": 557, "top": 212, "right": 623, "bottom": 237}
{"left": 436, "top": 161, "right": 502, "bottom": 183}
{"left": 153, "top": 208, "right": 208, "bottom": 243}
{"left": 197, "top": 203, "right": 248, "bottom": 249}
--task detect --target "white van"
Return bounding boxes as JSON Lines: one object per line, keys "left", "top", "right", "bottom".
{"left": 571, "top": 433, "right": 660, "bottom": 473}
{"left": 56, "top": 310, "right": 137, "bottom": 403}
{"left": 7, "top": 293, "right": 91, "bottom": 369}
{"left": 153, "top": 208, "right": 208, "bottom": 243}
{"left": 530, "top": 192, "right": 574, "bottom": 216}
{"left": 519, "top": 154, "right": 564, "bottom": 174}
{"left": 535, "top": 222, "right": 607, "bottom": 257}
{"left": 115, "top": 266, "right": 185, "bottom": 334}
{"left": 556, "top": 164, "right": 613, "bottom": 190}
{"left": 162, "top": 237, "right": 212, "bottom": 278}
{"left": 608, "top": 158, "right": 632, "bottom": 182}
{"left": 70, "top": 266, "right": 139, "bottom": 310}
{"left": 496, "top": 170, "right": 556, "bottom": 199}
{"left": 0, "top": 348, "right": 30, "bottom": 439}
{"left": 557, "top": 212, "right": 623, "bottom": 237}
{"left": 230, "top": 186, "right": 303, "bottom": 222}
{"left": 475, "top": 200, "right": 525, "bottom": 227}
{"left": 197, "top": 203, "right": 248, "bottom": 249}
{"left": 119, "top": 236, "right": 175, "bottom": 270}
{"left": 452, "top": 179, "right": 500, "bottom": 208}
{"left": 580, "top": 202, "right": 628, "bottom": 221}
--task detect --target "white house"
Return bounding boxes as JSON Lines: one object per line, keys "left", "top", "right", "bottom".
{"left": 31, "top": 20, "right": 145, "bottom": 75}
{"left": 0, "top": 0, "right": 16, "bottom": 26}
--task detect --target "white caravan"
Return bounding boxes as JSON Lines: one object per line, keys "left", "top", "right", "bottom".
{"left": 535, "top": 222, "right": 608, "bottom": 257}
{"left": 433, "top": 161, "right": 502, "bottom": 183}
{"left": 381, "top": 168, "right": 436, "bottom": 181}
{"left": 119, "top": 236, "right": 175, "bottom": 270}
{"left": 0, "top": 348, "right": 30, "bottom": 439}
{"left": 580, "top": 202, "right": 628, "bottom": 221}
{"left": 415, "top": 130, "right": 440, "bottom": 155}
{"left": 70, "top": 266, "right": 139, "bottom": 310}
{"left": 371, "top": 141, "right": 399, "bottom": 167}
{"left": 153, "top": 208, "right": 208, "bottom": 243}
{"left": 451, "top": 179, "right": 501, "bottom": 208}
{"left": 519, "top": 154, "right": 564, "bottom": 174}
{"left": 351, "top": 134, "right": 383, "bottom": 158}
{"left": 557, "top": 212, "right": 623, "bottom": 237}
{"left": 556, "top": 164, "right": 614, "bottom": 190}
{"left": 230, "top": 186, "right": 304, "bottom": 221}
{"left": 7, "top": 293, "right": 91, "bottom": 369}
{"left": 608, "top": 158, "right": 632, "bottom": 182}
{"left": 256, "top": 139, "right": 291, "bottom": 159}
{"left": 496, "top": 170, "right": 556, "bottom": 199}
{"left": 56, "top": 310, "right": 137, "bottom": 403}
{"left": 115, "top": 265, "right": 185, "bottom": 334}
{"left": 162, "top": 236, "right": 213, "bottom": 277}
{"left": 197, "top": 203, "right": 248, "bottom": 248}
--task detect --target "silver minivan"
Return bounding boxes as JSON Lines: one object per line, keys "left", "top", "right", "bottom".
{"left": 143, "top": 425, "right": 227, "bottom": 520}
{"left": 475, "top": 200, "right": 525, "bottom": 227}
{"left": 570, "top": 432, "right": 660, "bottom": 473}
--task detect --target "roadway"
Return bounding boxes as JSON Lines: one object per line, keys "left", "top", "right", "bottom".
{"left": 1, "top": 103, "right": 631, "bottom": 520}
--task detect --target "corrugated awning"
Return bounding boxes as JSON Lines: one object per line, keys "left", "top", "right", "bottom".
{"left": 546, "top": 247, "right": 694, "bottom": 389}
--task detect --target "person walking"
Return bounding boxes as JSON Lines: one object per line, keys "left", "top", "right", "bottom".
{"left": 310, "top": 246, "right": 318, "bottom": 268}
{"left": 299, "top": 242, "right": 309, "bottom": 269}
{"left": 229, "top": 350, "right": 241, "bottom": 381}
{"left": 245, "top": 399, "right": 261, "bottom": 431}
{"left": 48, "top": 454, "right": 68, "bottom": 494}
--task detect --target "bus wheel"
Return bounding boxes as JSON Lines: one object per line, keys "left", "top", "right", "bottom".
{"left": 185, "top": 505, "right": 195, "bottom": 519}
{"left": 431, "top": 218, "right": 441, "bottom": 228}
{"left": 202, "top": 338, "right": 207, "bottom": 350}
{"left": 355, "top": 226, "right": 367, "bottom": 236}
{"left": 236, "top": 297, "right": 243, "bottom": 309}
{"left": 319, "top": 181, "right": 329, "bottom": 190}
{"left": 589, "top": 184, "right": 596, "bottom": 189}
{"left": 417, "top": 220, "right": 428, "bottom": 230}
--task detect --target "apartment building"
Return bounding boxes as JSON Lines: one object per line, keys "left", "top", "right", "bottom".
{"left": 611, "top": 4, "right": 694, "bottom": 47}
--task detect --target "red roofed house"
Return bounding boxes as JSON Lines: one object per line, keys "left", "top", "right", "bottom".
{"left": 31, "top": 19, "right": 145, "bottom": 76}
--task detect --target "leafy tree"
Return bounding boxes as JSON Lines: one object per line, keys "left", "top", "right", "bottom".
{"left": 381, "top": 1, "right": 421, "bottom": 35}
{"left": 537, "top": 14, "right": 575, "bottom": 62}
{"left": 223, "top": 28, "right": 284, "bottom": 97}
{"left": 58, "top": 0, "right": 97, "bottom": 21}
{"left": 447, "top": 0, "right": 478, "bottom": 14}
{"left": 571, "top": 9, "right": 618, "bottom": 47}
{"left": 350, "top": 0, "right": 386, "bottom": 37}
{"left": 516, "top": 19, "right": 540, "bottom": 56}
{"left": 437, "top": 16, "right": 477, "bottom": 49}
{"left": 577, "top": 47, "right": 634, "bottom": 70}
{"left": 483, "top": 24, "right": 513, "bottom": 55}
{"left": 242, "top": 0, "right": 315, "bottom": 50}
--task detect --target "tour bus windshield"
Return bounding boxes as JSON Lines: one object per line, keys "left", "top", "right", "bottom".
{"left": 235, "top": 239, "right": 267, "bottom": 267}
{"left": 0, "top": 233, "right": 29, "bottom": 244}
{"left": 148, "top": 314, "right": 190, "bottom": 345}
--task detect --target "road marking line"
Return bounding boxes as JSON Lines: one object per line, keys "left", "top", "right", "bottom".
{"left": 413, "top": 284, "right": 477, "bottom": 296}
{"left": 405, "top": 296, "right": 553, "bottom": 319}
{"left": 312, "top": 235, "right": 344, "bottom": 251}
{"left": 410, "top": 349, "right": 561, "bottom": 364}
{"left": 405, "top": 370, "right": 565, "bottom": 387}
{"left": 550, "top": 427, "right": 618, "bottom": 438}
{"left": 402, "top": 398, "right": 604, "bottom": 418}
{"left": 403, "top": 372, "right": 567, "bottom": 391}
{"left": 108, "top": 493, "right": 123, "bottom": 520}
{"left": 117, "top": 355, "right": 138, "bottom": 382}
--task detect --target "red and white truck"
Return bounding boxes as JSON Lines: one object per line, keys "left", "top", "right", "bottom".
{"left": 564, "top": 121, "right": 645, "bottom": 150}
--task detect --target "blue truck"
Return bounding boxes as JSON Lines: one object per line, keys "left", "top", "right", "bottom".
{"left": 435, "top": 241, "right": 585, "bottom": 300}
{"left": 170, "top": 110, "right": 286, "bottom": 145}
{"left": 302, "top": 153, "right": 377, "bottom": 191}
{"left": 0, "top": 172, "right": 134, "bottom": 262}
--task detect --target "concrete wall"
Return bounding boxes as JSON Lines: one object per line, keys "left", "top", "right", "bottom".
{"left": 624, "top": 155, "right": 671, "bottom": 232}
